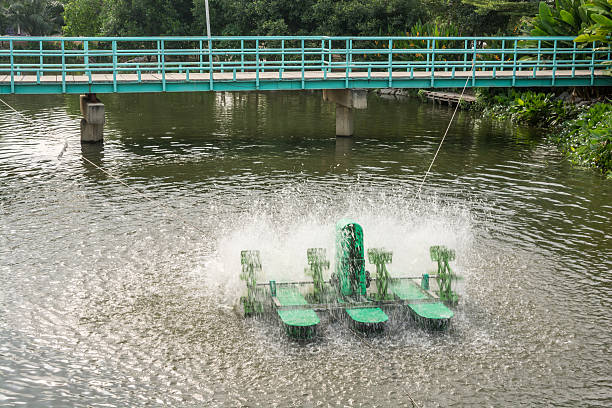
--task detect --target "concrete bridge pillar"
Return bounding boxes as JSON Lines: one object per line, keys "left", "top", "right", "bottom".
{"left": 79, "top": 94, "right": 105, "bottom": 143}
{"left": 323, "top": 89, "right": 367, "bottom": 137}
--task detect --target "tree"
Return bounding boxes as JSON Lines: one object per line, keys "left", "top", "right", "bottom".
{"left": 104, "top": 0, "right": 195, "bottom": 36}
{"left": 461, "top": 0, "right": 541, "bottom": 33}
{"left": 64, "top": 0, "right": 196, "bottom": 36}
{"left": 192, "top": 0, "right": 427, "bottom": 37}
{"left": 463, "top": 0, "right": 540, "bottom": 15}
{"left": 1, "top": 0, "right": 64, "bottom": 36}
{"left": 0, "top": 0, "right": 6, "bottom": 34}
{"left": 193, "top": 0, "right": 316, "bottom": 36}
{"left": 63, "top": 0, "right": 106, "bottom": 36}
{"left": 310, "top": 0, "right": 425, "bottom": 36}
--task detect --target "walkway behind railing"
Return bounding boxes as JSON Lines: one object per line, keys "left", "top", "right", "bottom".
{"left": 0, "top": 36, "right": 610, "bottom": 94}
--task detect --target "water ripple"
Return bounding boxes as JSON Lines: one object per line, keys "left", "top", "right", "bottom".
{"left": 0, "top": 92, "right": 610, "bottom": 407}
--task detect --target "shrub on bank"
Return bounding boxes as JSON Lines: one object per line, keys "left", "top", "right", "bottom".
{"left": 554, "top": 103, "right": 612, "bottom": 178}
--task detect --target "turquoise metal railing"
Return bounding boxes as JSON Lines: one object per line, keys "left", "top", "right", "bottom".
{"left": 0, "top": 36, "right": 610, "bottom": 94}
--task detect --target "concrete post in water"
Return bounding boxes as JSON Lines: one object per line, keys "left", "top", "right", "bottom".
{"left": 335, "top": 106, "right": 354, "bottom": 136}
{"left": 79, "top": 94, "right": 105, "bottom": 143}
{"left": 322, "top": 89, "right": 367, "bottom": 137}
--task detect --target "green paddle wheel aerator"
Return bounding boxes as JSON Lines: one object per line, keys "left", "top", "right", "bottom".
{"left": 239, "top": 220, "right": 461, "bottom": 339}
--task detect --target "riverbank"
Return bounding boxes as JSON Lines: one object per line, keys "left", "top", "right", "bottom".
{"left": 376, "top": 87, "right": 611, "bottom": 179}
{"left": 474, "top": 88, "right": 611, "bottom": 179}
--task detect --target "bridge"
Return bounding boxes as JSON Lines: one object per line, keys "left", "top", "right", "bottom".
{"left": 1, "top": 35, "right": 610, "bottom": 140}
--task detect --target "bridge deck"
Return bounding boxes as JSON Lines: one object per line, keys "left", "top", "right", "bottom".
{"left": 1, "top": 69, "right": 603, "bottom": 83}
{"left": 1, "top": 35, "right": 610, "bottom": 93}
{"left": 1, "top": 69, "right": 608, "bottom": 94}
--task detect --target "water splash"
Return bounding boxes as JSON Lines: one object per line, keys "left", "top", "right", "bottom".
{"left": 203, "top": 183, "right": 474, "bottom": 304}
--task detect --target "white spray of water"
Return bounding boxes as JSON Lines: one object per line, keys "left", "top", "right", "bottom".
{"left": 200, "top": 183, "right": 475, "bottom": 304}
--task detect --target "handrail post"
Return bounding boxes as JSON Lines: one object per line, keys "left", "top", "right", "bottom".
{"left": 463, "top": 39, "right": 468, "bottom": 72}
{"left": 9, "top": 39, "right": 14, "bottom": 93}
{"left": 536, "top": 39, "right": 541, "bottom": 75}
{"left": 240, "top": 39, "right": 244, "bottom": 72}
{"left": 320, "top": 38, "right": 324, "bottom": 77}
{"left": 501, "top": 40, "right": 505, "bottom": 71}
{"left": 571, "top": 41, "right": 576, "bottom": 77}
{"left": 208, "top": 37, "right": 214, "bottom": 90}
{"left": 551, "top": 39, "right": 557, "bottom": 86}
{"left": 281, "top": 39, "right": 285, "bottom": 79}
{"left": 590, "top": 40, "right": 596, "bottom": 85}
{"left": 112, "top": 40, "right": 117, "bottom": 92}
{"left": 199, "top": 39, "right": 203, "bottom": 73}
{"left": 256, "top": 39, "right": 259, "bottom": 90}
{"left": 85, "top": 40, "right": 91, "bottom": 83}
{"left": 345, "top": 39, "right": 349, "bottom": 88}
{"left": 161, "top": 39, "right": 166, "bottom": 91}
{"left": 472, "top": 40, "right": 476, "bottom": 87}
{"left": 38, "top": 40, "right": 43, "bottom": 84}
{"left": 324, "top": 38, "right": 329, "bottom": 79}
{"left": 61, "top": 40, "right": 66, "bottom": 93}
{"left": 512, "top": 39, "right": 517, "bottom": 86}
{"left": 389, "top": 38, "right": 393, "bottom": 88}
{"left": 430, "top": 39, "right": 435, "bottom": 87}
{"left": 349, "top": 38, "right": 353, "bottom": 79}
{"left": 426, "top": 39, "right": 430, "bottom": 72}
{"left": 301, "top": 38, "right": 305, "bottom": 89}
{"left": 328, "top": 39, "right": 332, "bottom": 72}
{"left": 157, "top": 40, "right": 161, "bottom": 73}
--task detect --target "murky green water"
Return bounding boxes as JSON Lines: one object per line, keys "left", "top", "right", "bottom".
{"left": 1, "top": 91, "right": 610, "bottom": 407}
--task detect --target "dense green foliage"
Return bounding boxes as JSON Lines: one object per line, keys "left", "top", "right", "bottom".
{"left": 0, "top": 0, "right": 606, "bottom": 40}
{"left": 575, "top": 0, "right": 612, "bottom": 42}
{"left": 196, "top": 0, "right": 545, "bottom": 37}
{"left": 191, "top": 0, "right": 427, "bottom": 37}
{"left": 529, "top": 0, "right": 611, "bottom": 60}
{"left": 529, "top": 0, "right": 592, "bottom": 36}
{"left": 0, "top": 0, "right": 566, "bottom": 38}
{"left": 574, "top": 0, "right": 612, "bottom": 72}
{"left": 1, "top": 0, "right": 64, "bottom": 35}
{"left": 509, "top": 91, "right": 574, "bottom": 126}
{"left": 554, "top": 103, "right": 612, "bottom": 177}
{"left": 57, "top": 0, "right": 545, "bottom": 37}
{"left": 63, "top": 0, "right": 195, "bottom": 36}
{"left": 61, "top": 0, "right": 103, "bottom": 37}
{"left": 477, "top": 89, "right": 573, "bottom": 126}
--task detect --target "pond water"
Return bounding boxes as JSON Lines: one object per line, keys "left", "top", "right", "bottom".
{"left": 0, "top": 91, "right": 610, "bottom": 407}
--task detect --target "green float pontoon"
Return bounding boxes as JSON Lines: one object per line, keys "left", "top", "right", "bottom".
{"left": 239, "top": 220, "right": 460, "bottom": 339}
{"left": 274, "top": 286, "right": 320, "bottom": 338}
{"left": 390, "top": 279, "right": 454, "bottom": 329}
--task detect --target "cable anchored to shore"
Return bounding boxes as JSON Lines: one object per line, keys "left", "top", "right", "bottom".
{"left": 415, "top": 57, "right": 475, "bottom": 200}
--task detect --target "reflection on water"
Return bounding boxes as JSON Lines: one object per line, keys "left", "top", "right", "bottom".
{"left": 0, "top": 91, "right": 610, "bottom": 407}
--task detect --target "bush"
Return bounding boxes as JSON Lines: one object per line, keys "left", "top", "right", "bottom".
{"left": 474, "top": 89, "right": 576, "bottom": 127}
{"left": 509, "top": 91, "right": 575, "bottom": 127}
{"left": 554, "top": 103, "right": 612, "bottom": 177}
